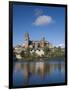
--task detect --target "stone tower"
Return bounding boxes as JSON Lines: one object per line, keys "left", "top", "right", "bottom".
{"left": 40, "top": 37, "right": 45, "bottom": 48}
{"left": 24, "top": 32, "right": 29, "bottom": 48}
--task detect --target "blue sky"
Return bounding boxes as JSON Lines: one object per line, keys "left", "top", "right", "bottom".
{"left": 13, "top": 4, "right": 65, "bottom": 47}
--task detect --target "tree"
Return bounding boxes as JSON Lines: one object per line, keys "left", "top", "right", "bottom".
{"left": 20, "top": 50, "right": 25, "bottom": 58}
{"left": 57, "top": 46, "right": 61, "bottom": 52}
{"left": 43, "top": 46, "right": 50, "bottom": 56}
{"left": 25, "top": 47, "right": 30, "bottom": 57}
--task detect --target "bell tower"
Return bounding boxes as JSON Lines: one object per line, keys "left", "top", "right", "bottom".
{"left": 40, "top": 37, "right": 45, "bottom": 48}
{"left": 24, "top": 32, "right": 29, "bottom": 48}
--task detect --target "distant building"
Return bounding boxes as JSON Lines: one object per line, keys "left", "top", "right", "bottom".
{"left": 13, "top": 32, "right": 53, "bottom": 58}
{"left": 24, "top": 32, "right": 30, "bottom": 48}
{"left": 23, "top": 32, "right": 53, "bottom": 49}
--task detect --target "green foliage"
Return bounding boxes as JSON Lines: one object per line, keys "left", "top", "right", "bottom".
{"left": 25, "top": 48, "right": 30, "bottom": 57}
{"left": 16, "top": 46, "right": 65, "bottom": 61}
{"left": 43, "top": 46, "right": 51, "bottom": 56}
{"left": 20, "top": 50, "right": 25, "bottom": 57}
{"left": 43, "top": 46, "right": 65, "bottom": 58}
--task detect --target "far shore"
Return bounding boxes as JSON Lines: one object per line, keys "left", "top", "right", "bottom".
{"left": 14, "top": 55, "right": 65, "bottom": 62}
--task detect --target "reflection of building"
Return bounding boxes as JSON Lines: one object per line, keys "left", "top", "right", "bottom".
{"left": 35, "top": 62, "right": 45, "bottom": 78}
{"left": 13, "top": 61, "right": 65, "bottom": 86}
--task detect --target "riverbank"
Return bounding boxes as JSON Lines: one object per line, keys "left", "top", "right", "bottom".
{"left": 14, "top": 55, "right": 65, "bottom": 62}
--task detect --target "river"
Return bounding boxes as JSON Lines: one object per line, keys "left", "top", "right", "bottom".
{"left": 13, "top": 57, "right": 65, "bottom": 87}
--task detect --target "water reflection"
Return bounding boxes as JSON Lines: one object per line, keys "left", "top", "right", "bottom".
{"left": 13, "top": 60, "right": 65, "bottom": 87}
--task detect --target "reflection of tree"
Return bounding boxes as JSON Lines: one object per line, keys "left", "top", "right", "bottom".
{"left": 44, "top": 63, "right": 51, "bottom": 75}
{"left": 20, "top": 63, "right": 24, "bottom": 69}
{"left": 14, "top": 60, "right": 65, "bottom": 86}
{"left": 14, "top": 61, "right": 65, "bottom": 86}
{"left": 21, "top": 63, "right": 30, "bottom": 86}
{"left": 14, "top": 63, "right": 21, "bottom": 72}
{"left": 30, "top": 63, "right": 35, "bottom": 74}
{"left": 51, "top": 61, "right": 62, "bottom": 73}
{"left": 20, "top": 62, "right": 36, "bottom": 86}
{"left": 58, "top": 63, "right": 61, "bottom": 72}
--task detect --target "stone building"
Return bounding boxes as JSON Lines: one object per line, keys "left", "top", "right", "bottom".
{"left": 23, "top": 32, "right": 52, "bottom": 49}
{"left": 24, "top": 32, "right": 30, "bottom": 48}
{"left": 13, "top": 32, "right": 53, "bottom": 58}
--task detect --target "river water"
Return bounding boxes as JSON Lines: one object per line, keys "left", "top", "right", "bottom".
{"left": 13, "top": 57, "right": 65, "bottom": 87}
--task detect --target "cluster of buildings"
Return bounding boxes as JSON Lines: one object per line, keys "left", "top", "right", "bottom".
{"left": 23, "top": 32, "right": 53, "bottom": 49}
{"left": 13, "top": 32, "right": 53, "bottom": 59}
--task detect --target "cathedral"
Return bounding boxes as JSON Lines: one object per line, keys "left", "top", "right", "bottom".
{"left": 24, "top": 32, "right": 52, "bottom": 49}
{"left": 14, "top": 32, "right": 53, "bottom": 59}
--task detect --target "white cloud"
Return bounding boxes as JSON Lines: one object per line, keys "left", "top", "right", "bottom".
{"left": 59, "top": 44, "right": 65, "bottom": 48}
{"left": 33, "top": 15, "right": 53, "bottom": 26}
{"left": 56, "top": 43, "right": 65, "bottom": 48}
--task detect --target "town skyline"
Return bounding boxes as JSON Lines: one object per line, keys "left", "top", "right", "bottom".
{"left": 13, "top": 4, "right": 65, "bottom": 47}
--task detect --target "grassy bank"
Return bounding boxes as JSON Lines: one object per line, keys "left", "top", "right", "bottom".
{"left": 14, "top": 46, "right": 65, "bottom": 61}
{"left": 15, "top": 55, "right": 65, "bottom": 62}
